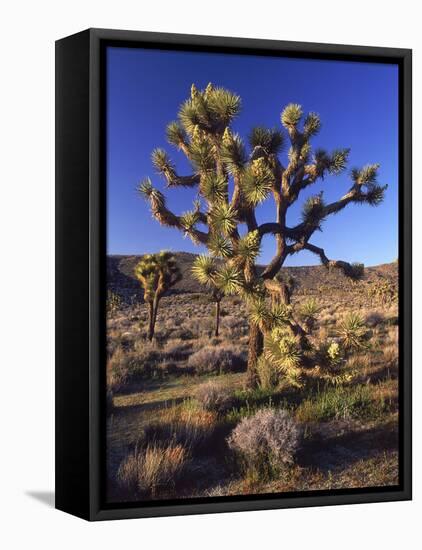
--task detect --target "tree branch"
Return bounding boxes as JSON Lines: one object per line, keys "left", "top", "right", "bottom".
{"left": 290, "top": 241, "right": 363, "bottom": 279}
{"left": 164, "top": 172, "right": 200, "bottom": 188}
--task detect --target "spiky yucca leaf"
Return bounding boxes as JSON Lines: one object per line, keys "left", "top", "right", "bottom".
{"left": 365, "top": 184, "right": 387, "bottom": 206}
{"left": 235, "top": 230, "right": 261, "bottom": 265}
{"left": 303, "top": 112, "right": 321, "bottom": 137}
{"left": 200, "top": 174, "right": 227, "bottom": 203}
{"left": 245, "top": 287, "right": 267, "bottom": 306}
{"left": 206, "top": 87, "right": 241, "bottom": 126}
{"left": 328, "top": 148, "right": 350, "bottom": 175}
{"left": 191, "top": 255, "right": 217, "bottom": 287}
{"left": 248, "top": 127, "right": 285, "bottom": 155}
{"left": 313, "top": 148, "right": 331, "bottom": 177}
{"left": 137, "top": 178, "right": 165, "bottom": 209}
{"left": 268, "top": 304, "right": 292, "bottom": 328}
{"left": 208, "top": 233, "right": 233, "bottom": 258}
{"left": 188, "top": 138, "right": 215, "bottom": 172}
{"left": 301, "top": 193, "right": 326, "bottom": 227}
{"left": 299, "top": 298, "right": 320, "bottom": 333}
{"left": 210, "top": 203, "right": 238, "bottom": 235}
{"left": 166, "top": 121, "right": 187, "bottom": 148}
{"left": 178, "top": 98, "right": 201, "bottom": 136}
{"left": 299, "top": 298, "right": 320, "bottom": 319}
{"left": 214, "top": 265, "right": 243, "bottom": 295}
{"left": 203, "top": 82, "right": 214, "bottom": 99}
{"left": 281, "top": 103, "right": 303, "bottom": 127}
{"left": 249, "top": 300, "right": 291, "bottom": 331}
{"left": 299, "top": 142, "right": 312, "bottom": 162}
{"left": 352, "top": 163, "right": 380, "bottom": 185}
{"left": 249, "top": 299, "right": 270, "bottom": 329}
{"left": 179, "top": 209, "right": 201, "bottom": 231}
{"left": 151, "top": 148, "right": 174, "bottom": 174}
{"left": 264, "top": 331, "right": 303, "bottom": 387}
{"left": 337, "top": 312, "right": 369, "bottom": 351}
{"left": 241, "top": 159, "right": 274, "bottom": 205}
{"left": 221, "top": 131, "right": 247, "bottom": 175}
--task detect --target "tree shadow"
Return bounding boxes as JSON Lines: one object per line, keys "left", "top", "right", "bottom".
{"left": 113, "top": 396, "right": 187, "bottom": 414}
{"left": 26, "top": 491, "right": 55, "bottom": 508}
{"left": 298, "top": 422, "right": 398, "bottom": 473}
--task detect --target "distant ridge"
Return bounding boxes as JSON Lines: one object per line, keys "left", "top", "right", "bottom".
{"left": 107, "top": 252, "right": 397, "bottom": 303}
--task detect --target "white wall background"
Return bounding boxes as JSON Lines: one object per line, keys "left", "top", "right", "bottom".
{"left": 0, "top": 1, "right": 419, "bottom": 548}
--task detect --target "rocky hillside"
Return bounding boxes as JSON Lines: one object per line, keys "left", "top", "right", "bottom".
{"left": 107, "top": 252, "right": 398, "bottom": 303}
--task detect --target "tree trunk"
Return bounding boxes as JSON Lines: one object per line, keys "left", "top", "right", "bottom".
{"left": 147, "top": 301, "right": 155, "bottom": 341}
{"left": 246, "top": 322, "right": 263, "bottom": 389}
{"left": 149, "top": 296, "right": 160, "bottom": 341}
{"left": 280, "top": 282, "right": 291, "bottom": 305}
{"left": 214, "top": 300, "right": 220, "bottom": 337}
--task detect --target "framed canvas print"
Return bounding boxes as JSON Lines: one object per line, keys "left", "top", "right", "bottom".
{"left": 55, "top": 28, "right": 412, "bottom": 521}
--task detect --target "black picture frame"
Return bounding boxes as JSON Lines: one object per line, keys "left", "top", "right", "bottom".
{"left": 55, "top": 28, "right": 412, "bottom": 521}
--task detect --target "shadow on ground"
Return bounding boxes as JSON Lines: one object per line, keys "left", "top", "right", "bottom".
{"left": 298, "top": 422, "right": 398, "bottom": 472}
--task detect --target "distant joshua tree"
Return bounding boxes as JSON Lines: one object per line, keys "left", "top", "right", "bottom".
{"left": 135, "top": 252, "right": 182, "bottom": 340}
{"left": 139, "top": 83, "right": 387, "bottom": 387}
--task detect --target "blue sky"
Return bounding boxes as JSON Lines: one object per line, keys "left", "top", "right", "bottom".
{"left": 106, "top": 47, "right": 398, "bottom": 267}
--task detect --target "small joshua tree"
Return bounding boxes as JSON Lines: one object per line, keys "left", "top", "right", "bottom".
{"left": 138, "top": 83, "right": 387, "bottom": 387}
{"left": 210, "top": 286, "right": 224, "bottom": 337}
{"left": 192, "top": 256, "right": 224, "bottom": 337}
{"left": 134, "top": 251, "right": 182, "bottom": 340}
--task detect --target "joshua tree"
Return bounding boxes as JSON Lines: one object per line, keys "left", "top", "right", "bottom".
{"left": 138, "top": 83, "right": 387, "bottom": 387}
{"left": 192, "top": 256, "right": 224, "bottom": 337}
{"left": 211, "top": 287, "right": 224, "bottom": 338}
{"left": 134, "top": 252, "right": 182, "bottom": 340}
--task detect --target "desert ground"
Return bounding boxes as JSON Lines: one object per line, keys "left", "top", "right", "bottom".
{"left": 106, "top": 253, "right": 399, "bottom": 502}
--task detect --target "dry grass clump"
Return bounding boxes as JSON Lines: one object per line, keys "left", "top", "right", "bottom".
{"left": 187, "top": 345, "right": 246, "bottom": 374}
{"left": 227, "top": 408, "right": 302, "bottom": 479}
{"left": 117, "top": 443, "right": 188, "bottom": 497}
{"left": 107, "top": 347, "right": 129, "bottom": 391}
{"left": 107, "top": 342, "right": 172, "bottom": 390}
{"left": 145, "top": 403, "right": 217, "bottom": 451}
{"left": 195, "top": 381, "right": 233, "bottom": 413}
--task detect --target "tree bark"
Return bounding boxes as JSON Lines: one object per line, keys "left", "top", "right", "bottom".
{"left": 214, "top": 300, "right": 220, "bottom": 337}
{"left": 150, "top": 296, "right": 160, "bottom": 340}
{"left": 147, "top": 301, "right": 155, "bottom": 341}
{"left": 246, "top": 322, "right": 263, "bottom": 389}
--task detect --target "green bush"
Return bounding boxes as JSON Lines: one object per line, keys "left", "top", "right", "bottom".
{"left": 295, "top": 384, "right": 387, "bottom": 422}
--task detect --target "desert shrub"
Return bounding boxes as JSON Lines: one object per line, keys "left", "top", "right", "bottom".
{"left": 295, "top": 384, "right": 386, "bottom": 422}
{"left": 163, "top": 339, "right": 192, "bottom": 360}
{"left": 195, "top": 381, "right": 233, "bottom": 413}
{"left": 107, "top": 290, "right": 122, "bottom": 317}
{"left": 365, "top": 310, "right": 385, "bottom": 327}
{"left": 222, "top": 316, "right": 246, "bottom": 333}
{"left": 169, "top": 328, "right": 195, "bottom": 340}
{"left": 383, "top": 345, "right": 398, "bottom": 370}
{"left": 117, "top": 443, "right": 188, "bottom": 497}
{"left": 187, "top": 345, "right": 246, "bottom": 374}
{"left": 107, "top": 344, "right": 172, "bottom": 389}
{"left": 106, "top": 347, "right": 129, "bottom": 391}
{"left": 227, "top": 408, "right": 302, "bottom": 479}
{"left": 337, "top": 313, "right": 371, "bottom": 351}
{"left": 315, "top": 340, "right": 344, "bottom": 369}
